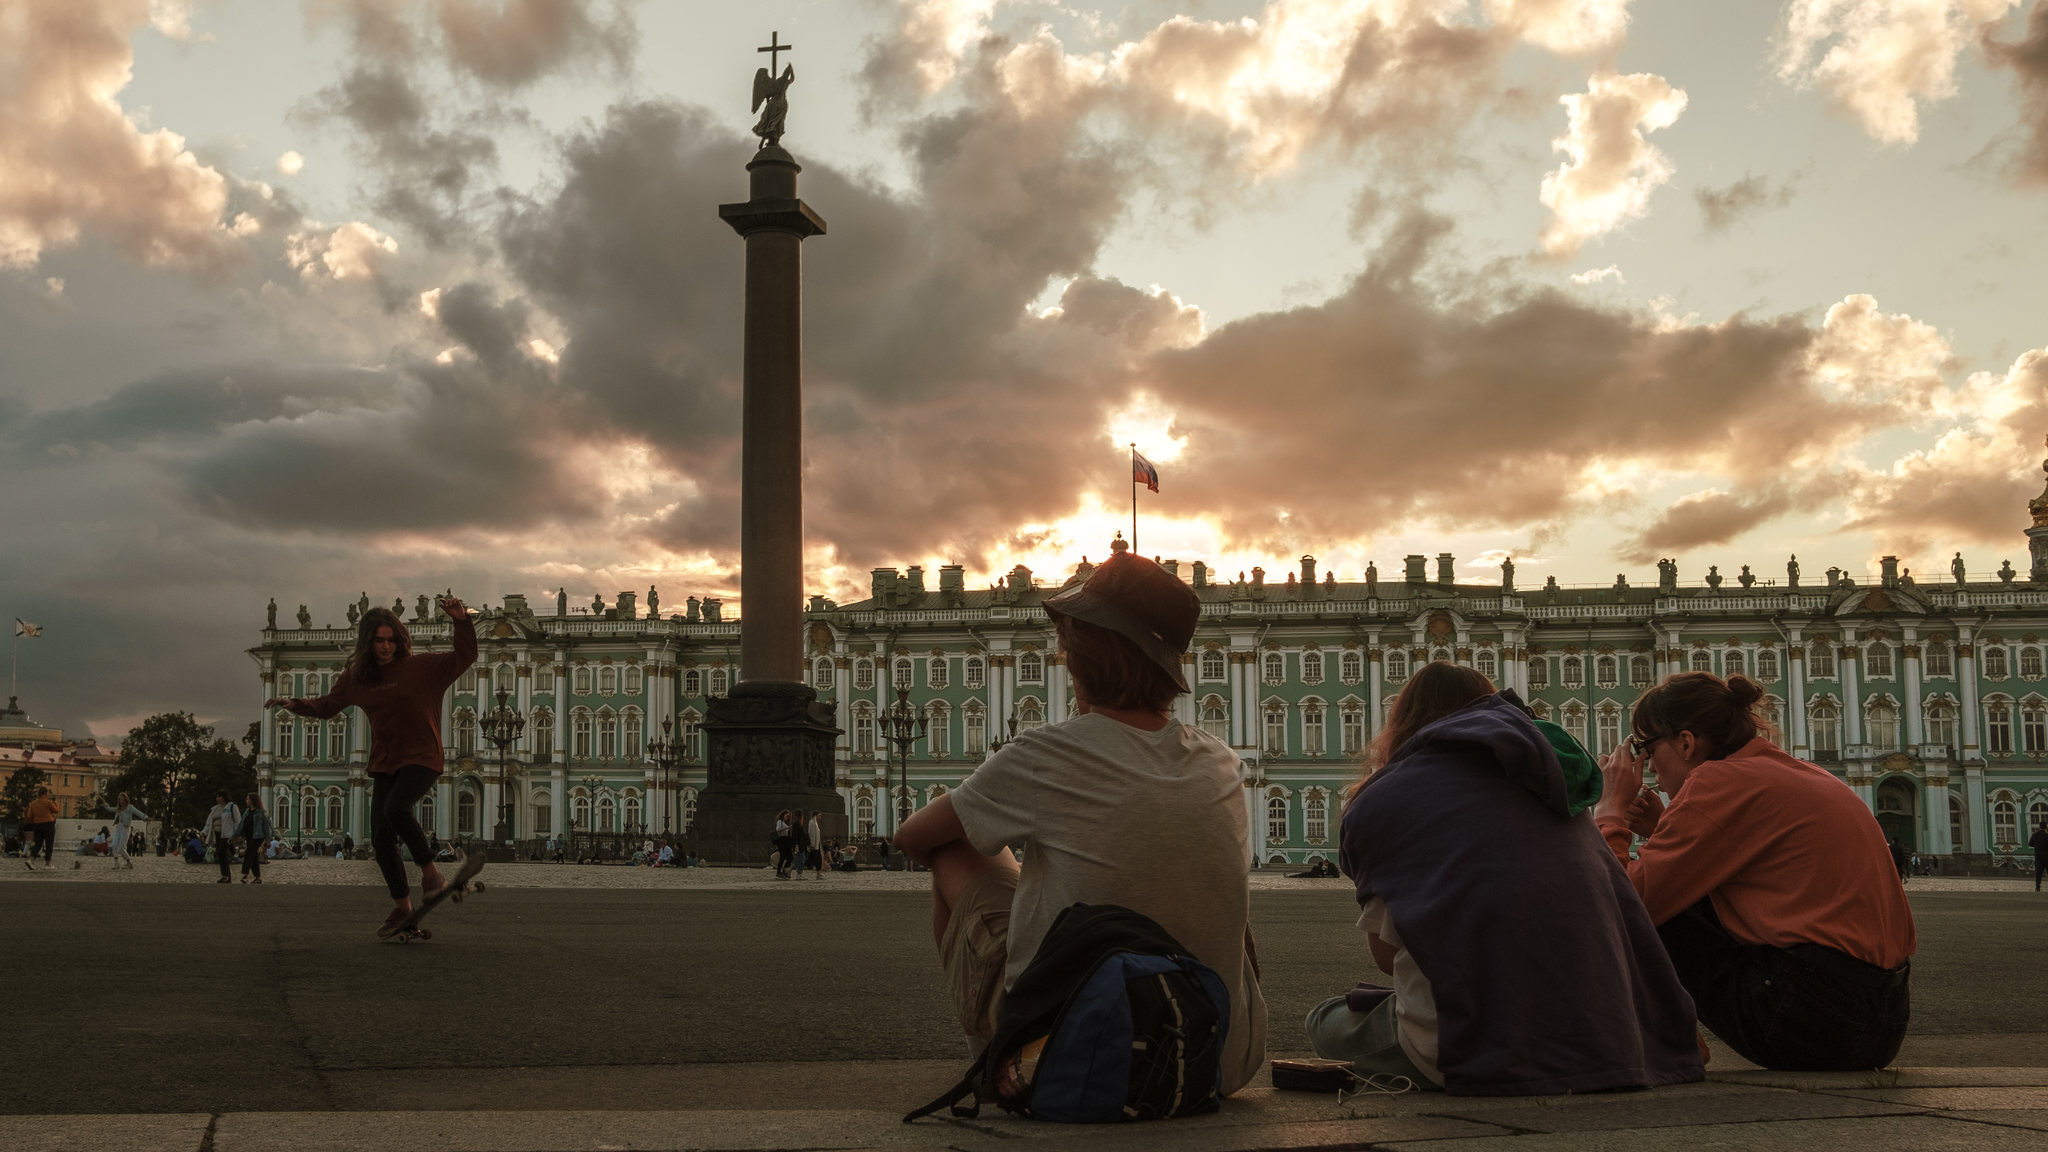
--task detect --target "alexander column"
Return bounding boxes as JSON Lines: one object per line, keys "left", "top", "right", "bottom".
{"left": 695, "top": 32, "right": 845, "bottom": 862}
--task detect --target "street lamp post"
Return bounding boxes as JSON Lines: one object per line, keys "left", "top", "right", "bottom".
{"left": 987, "top": 705, "right": 1021, "bottom": 755}
{"left": 647, "top": 717, "right": 680, "bottom": 841}
{"left": 878, "top": 685, "right": 928, "bottom": 868}
{"left": 581, "top": 774, "right": 604, "bottom": 861}
{"left": 480, "top": 685, "right": 526, "bottom": 845}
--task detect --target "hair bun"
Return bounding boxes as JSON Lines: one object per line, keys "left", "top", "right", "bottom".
{"left": 1727, "top": 674, "right": 1764, "bottom": 707}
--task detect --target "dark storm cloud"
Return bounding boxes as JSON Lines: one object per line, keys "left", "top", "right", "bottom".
{"left": 1694, "top": 172, "right": 1797, "bottom": 234}
{"left": 16, "top": 366, "right": 399, "bottom": 450}
{"left": 1615, "top": 489, "right": 1799, "bottom": 565}
{"left": 296, "top": 64, "right": 501, "bottom": 245}
{"left": 1987, "top": 3, "right": 2048, "bottom": 185}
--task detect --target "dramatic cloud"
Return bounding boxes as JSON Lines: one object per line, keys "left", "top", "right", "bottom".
{"left": 307, "top": 0, "right": 633, "bottom": 86}
{"left": 1485, "top": 0, "right": 1633, "bottom": 54}
{"left": 1986, "top": 2, "right": 2048, "bottom": 183}
{"left": 0, "top": 0, "right": 237, "bottom": 269}
{"left": 1618, "top": 489, "right": 1801, "bottom": 564}
{"left": 1777, "top": 0, "right": 2018, "bottom": 145}
{"left": 1694, "top": 172, "right": 1798, "bottom": 233}
{"left": 1538, "top": 71, "right": 1688, "bottom": 257}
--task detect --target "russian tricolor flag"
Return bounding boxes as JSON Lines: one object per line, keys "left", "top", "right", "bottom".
{"left": 1132, "top": 448, "right": 1159, "bottom": 493}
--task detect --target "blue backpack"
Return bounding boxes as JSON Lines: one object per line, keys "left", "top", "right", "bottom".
{"left": 905, "top": 902, "right": 1230, "bottom": 1125}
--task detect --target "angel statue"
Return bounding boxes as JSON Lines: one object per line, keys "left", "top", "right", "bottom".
{"left": 751, "top": 64, "right": 794, "bottom": 148}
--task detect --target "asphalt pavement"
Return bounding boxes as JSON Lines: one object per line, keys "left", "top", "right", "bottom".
{"left": 5, "top": 881, "right": 2044, "bottom": 1117}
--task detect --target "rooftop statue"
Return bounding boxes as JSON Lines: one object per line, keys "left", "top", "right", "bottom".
{"left": 1787, "top": 555, "right": 1800, "bottom": 587}
{"left": 1953, "top": 552, "right": 1967, "bottom": 585}
{"left": 750, "top": 33, "right": 796, "bottom": 149}
{"left": 267, "top": 598, "right": 277, "bottom": 629}
{"left": 296, "top": 604, "right": 312, "bottom": 629}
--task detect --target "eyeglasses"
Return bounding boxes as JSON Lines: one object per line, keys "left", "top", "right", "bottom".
{"left": 1628, "top": 734, "right": 1662, "bottom": 759}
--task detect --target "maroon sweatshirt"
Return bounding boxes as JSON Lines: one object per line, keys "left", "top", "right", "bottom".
{"left": 288, "top": 613, "right": 477, "bottom": 776}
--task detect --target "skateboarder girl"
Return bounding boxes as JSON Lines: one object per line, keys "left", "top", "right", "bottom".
{"left": 269, "top": 596, "right": 477, "bottom": 936}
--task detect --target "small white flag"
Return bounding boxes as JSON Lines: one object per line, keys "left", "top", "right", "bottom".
{"left": 14, "top": 618, "right": 42, "bottom": 637}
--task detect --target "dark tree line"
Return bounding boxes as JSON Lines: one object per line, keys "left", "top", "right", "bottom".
{"left": 95, "top": 713, "right": 259, "bottom": 840}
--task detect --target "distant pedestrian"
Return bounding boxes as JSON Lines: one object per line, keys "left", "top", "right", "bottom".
{"left": 236, "top": 793, "right": 273, "bottom": 884}
{"left": 202, "top": 791, "right": 242, "bottom": 884}
{"left": 2031, "top": 822, "right": 2048, "bottom": 892}
{"left": 106, "top": 792, "right": 148, "bottom": 871}
{"left": 806, "top": 812, "right": 824, "bottom": 877}
{"left": 23, "top": 786, "right": 58, "bottom": 870}
{"left": 773, "top": 809, "right": 794, "bottom": 879}
{"left": 792, "top": 808, "right": 810, "bottom": 875}
{"left": 1888, "top": 838, "right": 1909, "bottom": 883}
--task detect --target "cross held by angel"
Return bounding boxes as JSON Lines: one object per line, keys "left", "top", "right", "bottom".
{"left": 751, "top": 32, "right": 795, "bottom": 149}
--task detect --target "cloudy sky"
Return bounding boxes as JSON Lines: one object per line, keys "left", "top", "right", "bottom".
{"left": 4, "top": 0, "right": 2047, "bottom": 742}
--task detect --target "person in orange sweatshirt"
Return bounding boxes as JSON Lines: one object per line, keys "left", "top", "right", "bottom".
{"left": 1595, "top": 672, "right": 1915, "bottom": 1071}
{"left": 23, "top": 785, "right": 60, "bottom": 870}
{"left": 270, "top": 596, "right": 476, "bottom": 936}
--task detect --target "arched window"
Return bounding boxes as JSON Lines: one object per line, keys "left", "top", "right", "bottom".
{"left": 1724, "top": 650, "right": 1746, "bottom": 680}
{"left": 1262, "top": 652, "right": 1284, "bottom": 685}
{"left": 926, "top": 701, "right": 951, "bottom": 757}
{"left": 964, "top": 704, "right": 986, "bottom": 755}
{"left": 598, "top": 711, "right": 618, "bottom": 759}
{"left": 623, "top": 709, "right": 643, "bottom": 760}
{"left": 963, "top": 656, "right": 985, "bottom": 689}
{"left": 1302, "top": 700, "right": 1326, "bottom": 757}
{"left": 1019, "top": 652, "right": 1044, "bottom": 683}
{"left": 682, "top": 788, "right": 698, "bottom": 832}
{"left": 1264, "top": 702, "right": 1287, "bottom": 755}
{"left": 2024, "top": 648, "right": 2045, "bottom": 679}
{"left": 855, "top": 793, "right": 875, "bottom": 837}
{"left": 326, "top": 793, "right": 343, "bottom": 832}
{"left": 573, "top": 666, "right": 592, "bottom": 695}
{"left": 1866, "top": 698, "right": 1899, "bottom": 749}
{"left": 571, "top": 789, "right": 590, "bottom": 831}
{"left": 1202, "top": 649, "right": 1227, "bottom": 681}
{"left": 683, "top": 669, "right": 702, "bottom": 696}
{"left": 1950, "top": 795, "right": 1964, "bottom": 852}
{"left": 1986, "top": 647, "right": 2011, "bottom": 679}
{"left": 1809, "top": 698, "right": 1841, "bottom": 754}
{"left": 1630, "top": 654, "right": 1653, "bottom": 687}
{"left": 813, "top": 657, "right": 835, "bottom": 690}
{"left": 305, "top": 720, "right": 324, "bottom": 763}
{"left": 1810, "top": 643, "right": 1836, "bottom": 679}
{"left": 1386, "top": 650, "right": 1409, "bottom": 680}
{"left": 623, "top": 794, "right": 641, "bottom": 832}
{"left": 302, "top": 790, "right": 318, "bottom": 834}
{"left": 2031, "top": 800, "right": 2048, "bottom": 837}
{"left": 1019, "top": 698, "right": 1045, "bottom": 731}
{"left": 1762, "top": 695, "right": 1784, "bottom": 741}
{"left": 853, "top": 703, "right": 875, "bottom": 756}
{"left": 455, "top": 711, "right": 476, "bottom": 757}
{"left": 457, "top": 788, "right": 478, "bottom": 837}
{"left": 1527, "top": 657, "right": 1547, "bottom": 690}
{"left": 1993, "top": 795, "right": 2018, "bottom": 845}
{"left": 1531, "top": 700, "right": 1551, "bottom": 721}
{"left": 624, "top": 664, "right": 643, "bottom": 694}
{"left": 1865, "top": 644, "right": 1892, "bottom": 678}
{"left": 1431, "top": 648, "right": 1451, "bottom": 665}
{"left": 1266, "top": 796, "right": 1288, "bottom": 843}
{"left": 535, "top": 663, "right": 555, "bottom": 693}
{"left": 572, "top": 709, "right": 592, "bottom": 759}
{"left": 1924, "top": 642, "right": 1952, "bottom": 677}
{"left": 598, "top": 795, "right": 616, "bottom": 833}
{"left": 1200, "top": 697, "right": 1228, "bottom": 741}
{"left": 1302, "top": 651, "right": 1324, "bottom": 684}
{"left": 416, "top": 793, "right": 436, "bottom": 835}
{"left": 460, "top": 668, "right": 478, "bottom": 694}
{"left": 1988, "top": 698, "right": 2014, "bottom": 754}
{"left": 1595, "top": 655, "right": 1618, "bottom": 688}
{"left": 1561, "top": 655, "right": 1584, "bottom": 689}
{"left": 598, "top": 666, "right": 617, "bottom": 695}
{"left": 854, "top": 659, "right": 875, "bottom": 691}
{"left": 680, "top": 709, "right": 702, "bottom": 762}
{"left": 894, "top": 658, "right": 913, "bottom": 690}
{"left": 1340, "top": 650, "right": 1363, "bottom": 683}
{"left": 1341, "top": 702, "right": 1365, "bottom": 754}
{"left": 275, "top": 785, "right": 293, "bottom": 827}
{"left": 276, "top": 715, "right": 294, "bottom": 761}
{"left": 1690, "top": 649, "right": 1713, "bottom": 673}
{"left": 531, "top": 709, "right": 554, "bottom": 763}
{"left": 709, "top": 668, "right": 729, "bottom": 697}
{"left": 495, "top": 663, "right": 516, "bottom": 694}
{"left": 928, "top": 655, "right": 949, "bottom": 689}
{"left": 1305, "top": 793, "right": 1328, "bottom": 842}
{"left": 1596, "top": 705, "right": 1621, "bottom": 755}
{"left": 532, "top": 791, "right": 551, "bottom": 837}
{"left": 1756, "top": 648, "right": 1779, "bottom": 682}
{"left": 1925, "top": 698, "right": 1957, "bottom": 749}
{"left": 1475, "top": 648, "right": 1497, "bottom": 681}
{"left": 1562, "top": 703, "right": 1586, "bottom": 746}
{"left": 2024, "top": 700, "right": 2048, "bottom": 754}
{"left": 329, "top": 718, "right": 347, "bottom": 761}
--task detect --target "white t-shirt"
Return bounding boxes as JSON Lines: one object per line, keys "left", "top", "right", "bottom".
{"left": 949, "top": 712, "right": 1269, "bottom": 1094}
{"left": 1357, "top": 896, "right": 1444, "bottom": 1087}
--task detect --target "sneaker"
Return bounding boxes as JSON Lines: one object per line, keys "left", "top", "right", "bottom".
{"left": 216, "top": 877, "right": 231, "bottom": 884}
{"left": 376, "top": 907, "right": 412, "bottom": 938}
{"left": 253, "top": 877, "right": 263, "bottom": 884}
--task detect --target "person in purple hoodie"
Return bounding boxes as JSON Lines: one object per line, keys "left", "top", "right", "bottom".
{"left": 1308, "top": 662, "right": 1703, "bottom": 1095}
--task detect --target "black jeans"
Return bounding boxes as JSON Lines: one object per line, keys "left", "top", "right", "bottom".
{"left": 214, "top": 834, "right": 235, "bottom": 879}
{"left": 1659, "top": 899, "right": 1909, "bottom": 1071}
{"left": 371, "top": 767, "right": 439, "bottom": 900}
{"left": 2035, "top": 858, "right": 2045, "bottom": 892}
{"left": 28, "top": 822, "right": 54, "bottom": 864}
{"left": 241, "top": 839, "right": 263, "bottom": 879}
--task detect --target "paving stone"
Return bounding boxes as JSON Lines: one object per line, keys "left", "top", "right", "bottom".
{"left": 1377, "top": 1113, "right": 2048, "bottom": 1151}
{"left": 213, "top": 1109, "right": 967, "bottom": 1152}
{"left": 939, "top": 1114, "right": 1510, "bottom": 1152}
{"left": 1710, "top": 1066, "right": 2048, "bottom": 1090}
{"left": 1434, "top": 1088, "right": 1919, "bottom": 1133}
{"left": 0, "top": 1114, "right": 211, "bottom": 1152}
{"left": 1828, "top": 1086, "right": 2048, "bottom": 1110}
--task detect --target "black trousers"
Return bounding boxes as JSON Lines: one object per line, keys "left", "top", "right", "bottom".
{"left": 1659, "top": 899, "right": 1909, "bottom": 1071}
{"left": 214, "top": 834, "right": 235, "bottom": 879}
{"left": 27, "top": 821, "right": 54, "bottom": 863}
{"left": 370, "top": 767, "right": 439, "bottom": 900}
{"left": 2035, "top": 858, "right": 2046, "bottom": 892}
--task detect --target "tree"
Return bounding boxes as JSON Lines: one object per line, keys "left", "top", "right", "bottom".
{"left": 105, "top": 713, "right": 255, "bottom": 837}
{"left": 2, "top": 766, "right": 48, "bottom": 822}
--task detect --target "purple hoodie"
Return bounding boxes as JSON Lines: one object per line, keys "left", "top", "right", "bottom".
{"left": 1339, "top": 694, "right": 1703, "bottom": 1096}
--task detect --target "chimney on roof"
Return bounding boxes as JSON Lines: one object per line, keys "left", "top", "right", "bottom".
{"left": 1437, "top": 553, "right": 1455, "bottom": 584}
{"left": 907, "top": 566, "right": 926, "bottom": 598}
{"left": 871, "top": 567, "right": 899, "bottom": 604}
{"left": 1405, "top": 555, "right": 1427, "bottom": 584}
{"left": 1191, "top": 561, "right": 1208, "bottom": 588}
{"left": 1881, "top": 556, "right": 1899, "bottom": 589}
{"left": 939, "top": 564, "right": 964, "bottom": 604}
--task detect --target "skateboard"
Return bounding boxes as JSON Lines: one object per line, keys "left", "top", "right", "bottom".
{"left": 387, "top": 853, "right": 487, "bottom": 943}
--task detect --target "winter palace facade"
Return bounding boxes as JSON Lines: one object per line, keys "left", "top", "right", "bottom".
{"left": 250, "top": 488, "right": 2048, "bottom": 865}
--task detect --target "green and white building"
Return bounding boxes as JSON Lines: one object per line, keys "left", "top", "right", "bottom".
{"left": 251, "top": 473, "right": 2048, "bottom": 863}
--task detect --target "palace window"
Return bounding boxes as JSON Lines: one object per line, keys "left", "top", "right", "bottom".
{"left": 624, "top": 665, "right": 643, "bottom": 694}
{"left": 854, "top": 703, "right": 875, "bottom": 756}
{"left": 965, "top": 705, "right": 986, "bottom": 755}
{"left": 598, "top": 796, "right": 616, "bottom": 833}
{"left": 682, "top": 788, "right": 698, "bottom": 833}
{"left": 329, "top": 718, "right": 346, "bottom": 761}
{"left": 1762, "top": 695, "right": 1784, "bottom": 741}
{"left": 307, "top": 720, "right": 324, "bottom": 763}
{"left": 535, "top": 664, "right": 555, "bottom": 693}
{"left": 1202, "top": 649, "right": 1227, "bottom": 682}
{"left": 1561, "top": 656, "right": 1584, "bottom": 689}
{"left": 1340, "top": 650, "right": 1362, "bottom": 684}
{"left": 598, "top": 666, "right": 617, "bottom": 696}
{"left": 455, "top": 711, "right": 476, "bottom": 757}
{"left": 855, "top": 794, "right": 874, "bottom": 837}
{"left": 1809, "top": 698, "right": 1841, "bottom": 753}
{"left": 1987, "top": 699, "right": 2013, "bottom": 754}
{"left": 683, "top": 669, "right": 701, "bottom": 696}
{"left": 1019, "top": 699, "right": 1045, "bottom": 731}
{"left": 327, "top": 794, "right": 343, "bottom": 832}
{"left": 573, "top": 710, "right": 592, "bottom": 759}
{"left": 2024, "top": 648, "right": 2045, "bottom": 679}
{"left": 964, "top": 656, "right": 985, "bottom": 689}
{"left": 927, "top": 702, "right": 951, "bottom": 757}
{"left": 623, "top": 794, "right": 641, "bottom": 832}
{"left": 460, "top": 668, "right": 477, "bottom": 694}
{"left": 532, "top": 710, "right": 553, "bottom": 763}
{"left": 1725, "top": 650, "right": 1747, "bottom": 680}
{"left": 276, "top": 716, "right": 294, "bottom": 760}
{"left": 1866, "top": 699, "right": 1899, "bottom": 749}
{"left": 1924, "top": 642, "right": 1952, "bottom": 678}
{"left": 1595, "top": 655, "right": 1618, "bottom": 689}
{"left": 530, "top": 792, "right": 549, "bottom": 836}
{"left": 894, "top": 658, "right": 913, "bottom": 690}
{"left": 709, "top": 668, "right": 729, "bottom": 697}
{"left": 854, "top": 659, "right": 875, "bottom": 691}
{"left": 1264, "top": 703, "right": 1288, "bottom": 755}
{"left": 1475, "top": 648, "right": 1496, "bottom": 681}
{"left": 302, "top": 792, "right": 318, "bottom": 833}
{"left": 1341, "top": 702, "right": 1365, "bottom": 754}
{"left": 496, "top": 663, "right": 516, "bottom": 694}
{"left": 1263, "top": 653, "right": 1285, "bottom": 685}
{"left": 1200, "top": 697, "right": 1228, "bottom": 742}
{"left": 1690, "top": 649, "right": 1713, "bottom": 673}
{"left": 1527, "top": 658, "right": 1547, "bottom": 690}
{"left": 2025, "top": 700, "right": 2048, "bottom": 754}
{"left": 1986, "top": 647, "right": 2010, "bottom": 680}
{"left": 457, "top": 789, "right": 478, "bottom": 837}
{"left": 680, "top": 710, "right": 702, "bottom": 762}
{"left": 1432, "top": 648, "right": 1451, "bottom": 665}
{"left": 1810, "top": 643, "right": 1836, "bottom": 679}
{"left": 1950, "top": 796, "right": 1964, "bottom": 850}
{"left": 1305, "top": 793, "right": 1328, "bottom": 842}
{"left": 1994, "top": 796, "right": 2018, "bottom": 846}
{"left": 1532, "top": 700, "right": 1552, "bottom": 721}
{"left": 598, "top": 711, "right": 618, "bottom": 759}
{"left": 1387, "top": 650, "right": 1409, "bottom": 680}
{"left": 928, "top": 656, "right": 949, "bottom": 690}
{"left": 2033, "top": 800, "right": 2048, "bottom": 836}
{"left": 573, "top": 666, "right": 592, "bottom": 695}
{"left": 572, "top": 790, "right": 590, "bottom": 831}
{"left": 813, "top": 658, "right": 835, "bottom": 690}
{"left": 1596, "top": 706, "right": 1621, "bottom": 756}
{"left": 1925, "top": 699, "right": 1957, "bottom": 750}
{"left": 1756, "top": 648, "right": 1779, "bottom": 682}
{"left": 1302, "top": 651, "right": 1324, "bottom": 685}
{"left": 623, "top": 710, "right": 643, "bottom": 760}
{"left": 1266, "top": 796, "right": 1288, "bottom": 843}
{"left": 1563, "top": 704, "right": 1586, "bottom": 746}
{"left": 1866, "top": 644, "right": 1893, "bottom": 679}
{"left": 1630, "top": 654, "right": 1653, "bottom": 687}
{"left": 1302, "top": 700, "right": 1326, "bottom": 757}
{"left": 1019, "top": 652, "right": 1044, "bottom": 684}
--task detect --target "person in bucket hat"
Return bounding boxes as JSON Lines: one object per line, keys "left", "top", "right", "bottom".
{"left": 894, "top": 547, "right": 1269, "bottom": 1093}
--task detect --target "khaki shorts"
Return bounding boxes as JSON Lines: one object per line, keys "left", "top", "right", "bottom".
{"left": 939, "top": 866, "right": 1018, "bottom": 1039}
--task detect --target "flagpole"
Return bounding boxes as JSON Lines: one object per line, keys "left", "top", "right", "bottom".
{"left": 1129, "top": 443, "right": 1138, "bottom": 551}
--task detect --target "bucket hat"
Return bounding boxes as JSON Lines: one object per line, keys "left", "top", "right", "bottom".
{"left": 1043, "top": 551, "right": 1199, "bottom": 692}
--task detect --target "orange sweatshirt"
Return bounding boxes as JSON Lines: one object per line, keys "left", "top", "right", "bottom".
{"left": 26, "top": 797, "right": 59, "bottom": 824}
{"left": 1597, "top": 737, "right": 1915, "bottom": 970}
{"left": 289, "top": 613, "right": 477, "bottom": 776}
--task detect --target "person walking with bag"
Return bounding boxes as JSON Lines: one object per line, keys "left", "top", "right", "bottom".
{"left": 772, "top": 809, "right": 794, "bottom": 879}
{"left": 202, "top": 791, "right": 242, "bottom": 884}
{"left": 270, "top": 597, "right": 476, "bottom": 936}
{"left": 22, "top": 785, "right": 58, "bottom": 870}
{"left": 808, "top": 810, "right": 824, "bottom": 878}
{"left": 105, "top": 792, "right": 149, "bottom": 871}
{"left": 235, "top": 793, "right": 273, "bottom": 884}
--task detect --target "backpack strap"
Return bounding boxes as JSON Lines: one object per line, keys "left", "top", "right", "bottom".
{"left": 903, "top": 1070, "right": 981, "bottom": 1123}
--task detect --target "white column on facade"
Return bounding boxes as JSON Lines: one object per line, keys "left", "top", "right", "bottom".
{"left": 834, "top": 658, "right": 850, "bottom": 758}
{"left": 1049, "top": 661, "right": 1067, "bottom": 725}
{"left": 1840, "top": 629, "right": 1862, "bottom": 746}
{"left": 1904, "top": 634, "right": 1925, "bottom": 747}
{"left": 1958, "top": 627, "right": 1982, "bottom": 761}
{"left": 483, "top": 778, "right": 498, "bottom": 840}
{"left": 1926, "top": 773, "right": 1954, "bottom": 854}
{"left": 436, "top": 776, "right": 453, "bottom": 840}
{"left": 1366, "top": 633, "right": 1384, "bottom": 740}
{"left": 1965, "top": 767, "right": 1988, "bottom": 853}
{"left": 1004, "top": 655, "right": 1020, "bottom": 726}
{"left": 349, "top": 775, "right": 366, "bottom": 841}
{"left": 1787, "top": 632, "right": 1809, "bottom": 756}
{"left": 258, "top": 662, "right": 276, "bottom": 763}
{"left": 1233, "top": 653, "right": 1251, "bottom": 747}
{"left": 549, "top": 769, "right": 565, "bottom": 841}
{"left": 441, "top": 682, "right": 456, "bottom": 760}
{"left": 1246, "top": 783, "right": 1262, "bottom": 867}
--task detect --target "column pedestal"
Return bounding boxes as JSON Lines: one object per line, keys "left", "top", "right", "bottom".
{"left": 695, "top": 681, "right": 843, "bottom": 864}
